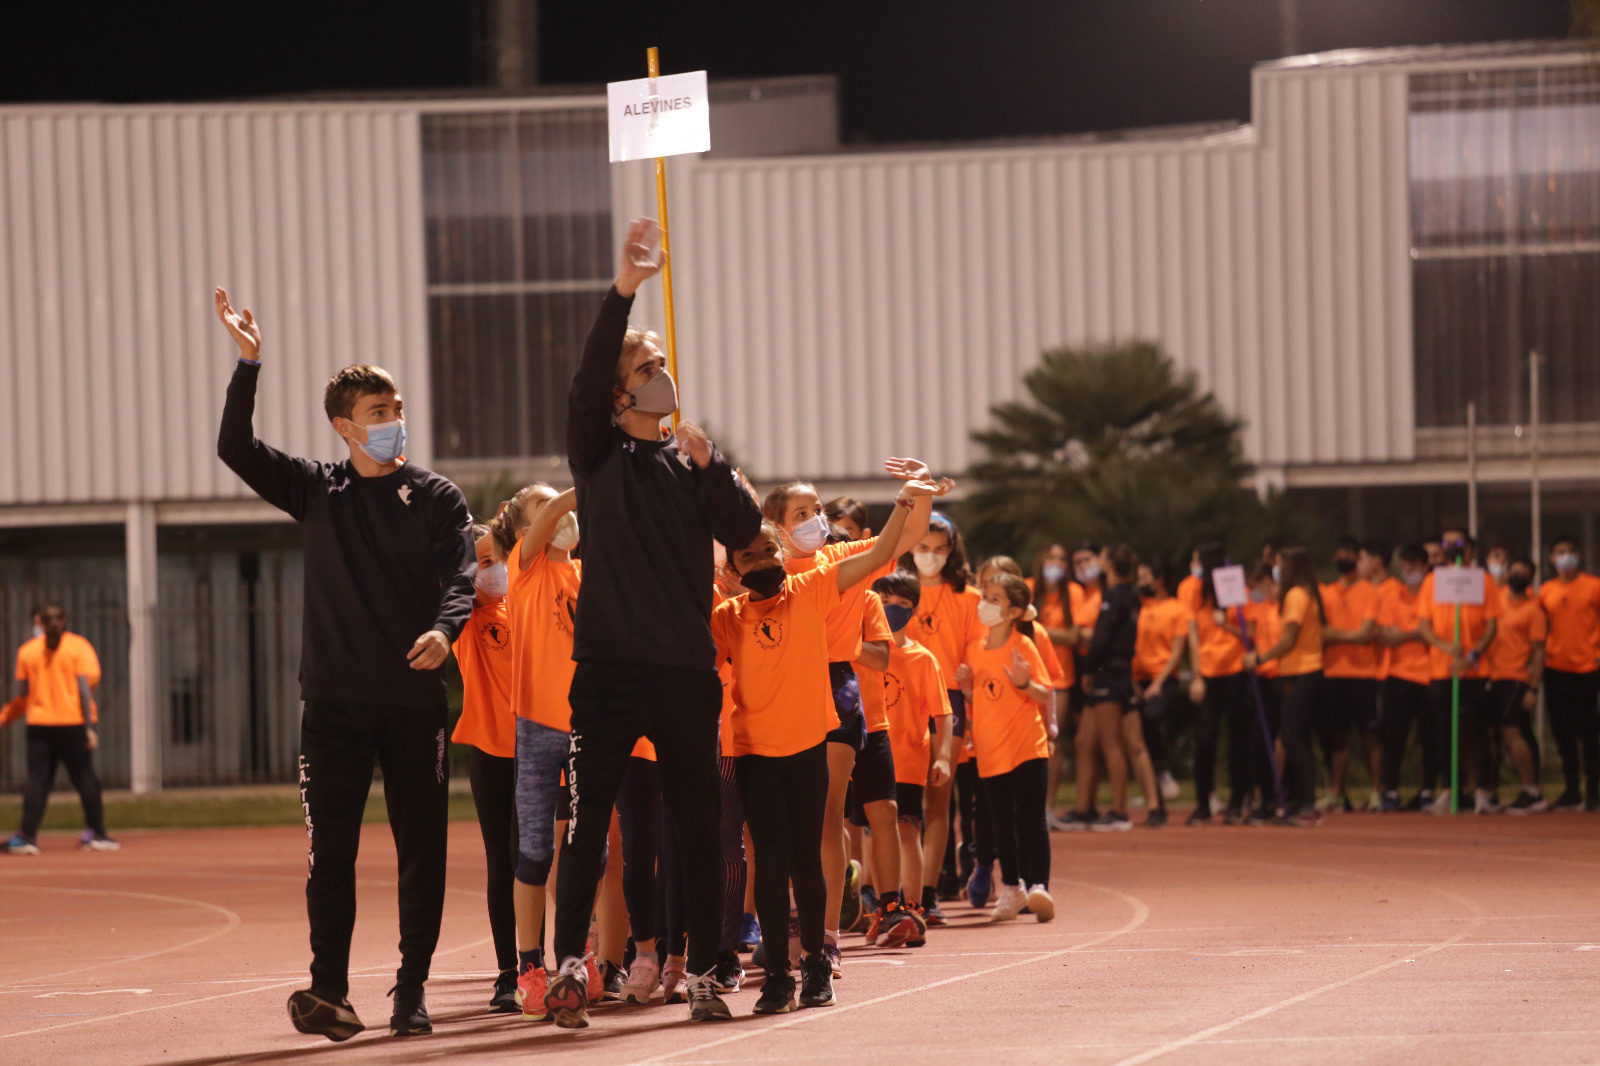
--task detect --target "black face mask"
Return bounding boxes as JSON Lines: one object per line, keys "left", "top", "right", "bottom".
{"left": 1136, "top": 584, "right": 1155, "bottom": 599}
{"left": 1334, "top": 557, "right": 1357, "bottom": 575}
{"left": 740, "top": 565, "right": 787, "bottom": 599}
{"left": 1508, "top": 575, "right": 1532, "bottom": 595}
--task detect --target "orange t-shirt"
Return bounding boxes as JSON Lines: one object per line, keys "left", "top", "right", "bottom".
{"left": 1488, "top": 591, "right": 1547, "bottom": 683}
{"left": 1277, "top": 586, "right": 1324, "bottom": 677}
{"left": 1376, "top": 580, "right": 1431, "bottom": 685}
{"left": 964, "top": 630, "right": 1051, "bottom": 777}
{"left": 882, "top": 639, "right": 953, "bottom": 786}
{"left": 1369, "top": 577, "right": 1402, "bottom": 679}
{"left": 1182, "top": 582, "right": 1246, "bottom": 678}
{"left": 1319, "top": 579, "right": 1380, "bottom": 679}
{"left": 713, "top": 565, "right": 843, "bottom": 758}
{"left": 14, "top": 635, "right": 99, "bottom": 727}
{"left": 853, "top": 591, "right": 896, "bottom": 733}
{"left": 1133, "top": 596, "right": 1191, "bottom": 682}
{"left": 1243, "top": 599, "right": 1281, "bottom": 679}
{"left": 785, "top": 538, "right": 896, "bottom": 662}
{"left": 452, "top": 600, "right": 517, "bottom": 759}
{"left": 1022, "top": 625, "right": 1067, "bottom": 689}
{"left": 1417, "top": 569, "right": 1501, "bottom": 680}
{"left": 508, "top": 539, "right": 582, "bottom": 731}
{"left": 1025, "top": 579, "right": 1076, "bottom": 686}
{"left": 1538, "top": 573, "right": 1600, "bottom": 673}
{"left": 905, "top": 581, "right": 982, "bottom": 692}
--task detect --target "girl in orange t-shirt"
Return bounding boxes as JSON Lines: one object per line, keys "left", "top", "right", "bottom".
{"left": 714, "top": 477, "right": 937, "bottom": 1011}
{"left": 956, "top": 573, "right": 1055, "bottom": 924}
{"left": 903, "top": 512, "right": 982, "bottom": 923}
{"left": 1247, "top": 546, "right": 1324, "bottom": 824}
{"left": 451, "top": 522, "right": 520, "bottom": 1009}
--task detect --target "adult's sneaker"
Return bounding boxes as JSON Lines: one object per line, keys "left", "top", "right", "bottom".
{"left": 1222, "top": 806, "right": 1245, "bottom": 826}
{"left": 712, "top": 949, "right": 744, "bottom": 993}
{"left": 839, "top": 859, "right": 864, "bottom": 933}
{"left": 1403, "top": 790, "right": 1433, "bottom": 812}
{"left": 967, "top": 862, "right": 994, "bottom": 909}
{"left": 738, "top": 912, "right": 761, "bottom": 953}
{"left": 1551, "top": 789, "right": 1584, "bottom": 812}
{"left": 1286, "top": 808, "right": 1323, "bottom": 828}
{"left": 1505, "top": 789, "right": 1546, "bottom": 815}
{"left": 1379, "top": 791, "right": 1402, "bottom": 814}
{"left": 79, "top": 830, "right": 120, "bottom": 852}
{"left": 1473, "top": 789, "right": 1501, "bottom": 816}
{"left": 489, "top": 967, "right": 519, "bottom": 1014}
{"left": 388, "top": 982, "right": 431, "bottom": 1037}
{"left": 922, "top": 899, "right": 948, "bottom": 927}
{"left": 1425, "top": 790, "right": 1453, "bottom": 816}
{"left": 3, "top": 833, "right": 39, "bottom": 856}
{"left": 1046, "top": 812, "right": 1075, "bottom": 832}
{"left": 1058, "top": 810, "right": 1093, "bottom": 832}
{"left": 1145, "top": 808, "right": 1168, "bottom": 829}
{"left": 685, "top": 971, "right": 733, "bottom": 1021}
{"left": 1091, "top": 811, "right": 1133, "bottom": 833}
{"left": 621, "top": 956, "right": 660, "bottom": 1005}
{"left": 798, "top": 952, "right": 836, "bottom": 1008}
{"left": 1159, "top": 770, "right": 1180, "bottom": 801}
{"left": 287, "top": 988, "right": 364, "bottom": 1042}
{"left": 1025, "top": 884, "right": 1056, "bottom": 922}
{"left": 544, "top": 957, "right": 591, "bottom": 1029}
{"left": 989, "top": 883, "right": 1027, "bottom": 922}
{"left": 516, "top": 965, "right": 550, "bottom": 1020}
{"left": 661, "top": 958, "right": 689, "bottom": 1004}
{"left": 752, "top": 973, "right": 796, "bottom": 1015}
{"left": 936, "top": 869, "right": 963, "bottom": 902}
{"left": 1186, "top": 804, "right": 1212, "bottom": 827}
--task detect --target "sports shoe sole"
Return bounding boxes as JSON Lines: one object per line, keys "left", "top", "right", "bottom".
{"left": 4, "top": 844, "right": 40, "bottom": 856}
{"left": 287, "top": 991, "right": 365, "bottom": 1042}
{"left": 82, "top": 839, "right": 121, "bottom": 851}
{"left": 1089, "top": 823, "right": 1132, "bottom": 833}
{"left": 389, "top": 1018, "right": 432, "bottom": 1037}
{"left": 752, "top": 997, "right": 796, "bottom": 1015}
{"left": 879, "top": 918, "right": 916, "bottom": 949}
{"left": 689, "top": 999, "right": 733, "bottom": 1022}
{"left": 545, "top": 978, "right": 589, "bottom": 1028}
{"left": 1025, "top": 889, "right": 1056, "bottom": 922}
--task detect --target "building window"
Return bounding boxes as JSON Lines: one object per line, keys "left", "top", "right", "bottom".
{"left": 1409, "top": 65, "right": 1600, "bottom": 433}
{"left": 422, "top": 110, "right": 614, "bottom": 459}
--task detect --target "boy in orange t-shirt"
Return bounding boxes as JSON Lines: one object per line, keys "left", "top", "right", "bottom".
{"left": 1374, "top": 545, "right": 1438, "bottom": 810}
{"left": 1538, "top": 534, "right": 1600, "bottom": 810}
{"left": 1488, "top": 558, "right": 1548, "bottom": 813}
{"left": 4, "top": 603, "right": 113, "bottom": 855}
{"left": 714, "top": 477, "right": 938, "bottom": 1014}
{"left": 1318, "top": 536, "right": 1383, "bottom": 813}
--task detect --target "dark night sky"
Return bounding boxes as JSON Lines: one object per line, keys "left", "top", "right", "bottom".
{"left": 0, "top": 1, "right": 1575, "bottom": 142}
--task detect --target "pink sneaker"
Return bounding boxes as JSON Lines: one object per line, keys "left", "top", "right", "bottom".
{"left": 621, "top": 956, "right": 660, "bottom": 1005}
{"left": 660, "top": 958, "right": 688, "bottom": 1004}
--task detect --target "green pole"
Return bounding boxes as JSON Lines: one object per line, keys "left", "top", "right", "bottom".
{"left": 1451, "top": 602, "right": 1461, "bottom": 816}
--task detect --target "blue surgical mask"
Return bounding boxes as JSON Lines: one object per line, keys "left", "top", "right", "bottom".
{"left": 1041, "top": 564, "right": 1067, "bottom": 586}
{"left": 1191, "top": 564, "right": 1204, "bottom": 580}
{"left": 883, "top": 603, "right": 914, "bottom": 633}
{"left": 1249, "top": 588, "right": 1267, "bottom": 604}
{"left": 357, "top": 418, "right": 407, "bottom": 464}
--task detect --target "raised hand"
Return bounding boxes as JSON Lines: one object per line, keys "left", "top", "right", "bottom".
{"left": 884, "top": 456, "right": 932, "bottom": 482}
{"left": 215, "top": 287, "right": 261, "bottom": 361}
{"left": 676, "top": 420, "right": 713, "bottom": 469}
{"left": 615, "top": 217, "right": 663, "bottom": 297}
{"left": 896, "top": 477, "right": 945, "bottom": 500}
{"left": 1005, "top": 650, "right": 1031, "bottom": 687}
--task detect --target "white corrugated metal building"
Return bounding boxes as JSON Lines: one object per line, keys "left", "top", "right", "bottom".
{"left": 1, "top": 43, "right": 1595, "bottom": 789}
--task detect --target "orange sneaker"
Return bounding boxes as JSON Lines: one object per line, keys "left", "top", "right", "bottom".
{"left": 515, "top": 966, "right": 550, "bottom": 1021}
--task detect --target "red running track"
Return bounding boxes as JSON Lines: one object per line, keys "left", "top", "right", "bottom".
{"left": 2, "top": 813, "right": 1598, "bottom": 1065}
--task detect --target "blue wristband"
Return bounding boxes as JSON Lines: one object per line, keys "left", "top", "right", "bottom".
{"left": 238, "top": 357, "right": 260, "bottom": 366}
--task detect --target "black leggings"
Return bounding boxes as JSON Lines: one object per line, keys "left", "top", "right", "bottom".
{"left": 1140, "top": 678, "right": 1176, "bottom": 773}
{"left": 718, "top": 755, "right": 747, "bottom": 954}
{"left": 616, "top": 756, "right": 662, "bottom": 944}
{"left": 1380, "top": 678, "right": 1436, "bottom": 794}
{"left": 979, "top": 758, "right": 1049, "bottom": 889}
{"left": 467, "top": 747, "right": 518, "bottom": 972}
{"left": 1545, "top": 668, "right": 1600, "bottom": 800}
{"left": 736, "top": 743, "right": 829, "bottom": 972}
{"left": 952, "top": 759, "right": 986, "bottom": 878}
{"left": 20, "top": 724, "right": 105, "bottom": 840}
{"left": 1279, "top": 671, "right": 1321, "bottom": 814}
{"left": 1430, "top": 678, "right": 1488, "bottom": 793}
{"left": 1196, "top": 672, "right": 1254, "bottom": 814}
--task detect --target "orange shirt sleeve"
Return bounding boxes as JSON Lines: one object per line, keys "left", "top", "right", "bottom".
{"left": 1282, "top": 587, "right": 1312, "bottom": 629}
{"left": 862, "top": 591, "right": 893, "bottom": 646}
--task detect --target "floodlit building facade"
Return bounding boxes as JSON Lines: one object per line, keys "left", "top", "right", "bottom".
{"left": 0, "top": 41, "right": 1594, "bottom": 789}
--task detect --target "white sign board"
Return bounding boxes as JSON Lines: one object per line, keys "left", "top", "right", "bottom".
{"left": 607, "top": 71, "right": 711, "bottom": 163}
{"left": 1211, "top": 565, "right": 1249, "bottom": 609}
{"left": 1431, "top": 565, "right": 1487, "bottom": 606}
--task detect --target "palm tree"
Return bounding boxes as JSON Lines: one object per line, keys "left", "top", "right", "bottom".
{"left": 957, "top": 340, "right": 1292, "bottom": 566}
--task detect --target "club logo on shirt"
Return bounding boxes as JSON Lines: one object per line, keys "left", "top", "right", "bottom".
{"left": 754, "top": 618, "right": 784, "bottom": 650}
{"left": 398, "top": 485, "right": 413, "bottom": 506}
{"left": 480, "top": 619, "right": 510, "bottom": 651}
{"left": 982, "top": 677, "right": 1004, "bottom": 702}
{"left": 328, "top": 476, "right": 351, "bottom": 495}
{"left": 884, "top": 671, "right": 906, "bottom": 711}
{"left": 919, "top": 612, "right": 938, "bottom": 634}
{"left": 554, "top": 589, "right": 577, "bottom": 636}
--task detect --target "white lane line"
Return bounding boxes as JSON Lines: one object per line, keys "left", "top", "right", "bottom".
{"left": 0, "top": 887, "right": 241, "bottom": 990}
{"left": 0, "top": 935, "right": 492, "bottom": 1040}
{"left": 612, "top": 877, "right": 1151, "bottom": 1066}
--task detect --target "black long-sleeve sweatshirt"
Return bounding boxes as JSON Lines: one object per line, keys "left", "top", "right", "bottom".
{"left": 1086, "top": 583, "right": 1141, "bottom": 685}
{"left": 567, "top": 288, "right": 763, "bottom": 672}
{"left": 218, "top": 361, "right": 476, "bottom": 708}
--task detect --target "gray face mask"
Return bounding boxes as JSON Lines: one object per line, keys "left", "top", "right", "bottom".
{"left": 623, "top": 369, "right": 679, "bottom": 418}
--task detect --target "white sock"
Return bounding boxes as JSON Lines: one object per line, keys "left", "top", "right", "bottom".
{"left": 824, "top": 929, "right": 839, "bottom": 945}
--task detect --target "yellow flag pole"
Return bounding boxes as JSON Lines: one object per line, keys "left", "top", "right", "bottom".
{"left": 646, "top": 46, "right": 680, "bottom": 431}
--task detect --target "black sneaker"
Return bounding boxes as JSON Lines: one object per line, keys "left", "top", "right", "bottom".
{"left": 287, "top": 988, "right": 365, "bottom": 1042}
{"left": 1246, "top": 807, "right": 1273, "bottom": 826}
{"left": 1402, "top": 791, "right": 1430, "bottom": 812}
{"left": 936, "top": 868, "right": 962, "bottom": 902}
{"left": 1552, "top": 789, "right": 1584, "bottom": 812}
{"left": 798, "top": 952, "right": 836, "bottom": 1008}
{"left": 712, "top": 949, "right": 744, "bottom": 992}
{"left": 922, "top": 899, "right": 948, "bottom": 927}
{"left": 388, "top": 982, "right": 431, "bottom": 1037}
{"left": 752, "top": 973, "right": 796, "bottom": 1014}
{"left": 685, "top": 971, "right": 733, "bottom": 1021}
{"left": 600, "top": 959, "right": 625, "bottom": 1000}
{"left": 489, "top": 967, "right": 518, "bottom": 1014}
{"left": 1145, "top": 808, "right": 1168, "bottom": 828}
{"left": 1222, "top": 805, "right": 1244, "bottom": 826}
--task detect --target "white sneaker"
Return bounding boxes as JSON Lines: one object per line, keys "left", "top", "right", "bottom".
{"left": 1363, "top": 793, "right": 1383, "bottom": 813}
{"left": 621, "top": 956, "right": 660, "bottom": 1004}
{"left": 1159, "top": 771, "right": 1180, "bottom": 801}
{"left": 1473, "top": 790, "right": 1501, "bottom": 815}
{"left": 1025, "top": 884, "right": 1055, "bottom": 923}
{"left": 1425, "top": 790, "right": 1453, "bottom": 816}
{"left": 989, "top": 883, "right": 1027, "bottom": 922}
{"left": 1129, "top": 794, "right": 1147, "bottom": 809}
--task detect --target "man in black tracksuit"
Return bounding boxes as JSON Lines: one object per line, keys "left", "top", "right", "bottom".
{"left": 213, "top": 288, "right": 474, "bottom": 1042}
{"left": 542, "top": 219, "right": 762, "bottom": 1027}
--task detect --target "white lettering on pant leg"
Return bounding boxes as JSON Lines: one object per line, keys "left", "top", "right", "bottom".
{"left": 565, "top": 731, "right": 581, "bottom": 846}
{"left": 298, "top": 752, "right": 314, "bottom": 874}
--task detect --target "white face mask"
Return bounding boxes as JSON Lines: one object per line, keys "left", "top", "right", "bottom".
{"left": 786, "top": 514, "right": 831, "bottom": 554}
{"left": 475, "top": 562, "right": 508, "bottom": 599}
{"left": 913, "top": 551, "right": 947, "bottom": 577}
{"left": 1077, "top": 562, "right": 1102, "bottom": 583}
{"left": 550, "top": 512, "right": 580, "bottom": 551}
{"left": 1555, "top": 552, "right": 1580, "bottom": 574}
{"left": 977, "top": 599, "right": 1007, "bottom": 628}
{"left": 1488, "top": 562, "right": 1507, "bottom": 581}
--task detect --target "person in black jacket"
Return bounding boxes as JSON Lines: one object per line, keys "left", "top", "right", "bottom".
{"left": 214, "top": 287, "right": 475, "bottom": 1043}
{"left": 1080, "top": 544, "right": 1148, "bottom": 831}
{"left": 542, "top": 219, "right": 763, "bottom": 1028}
